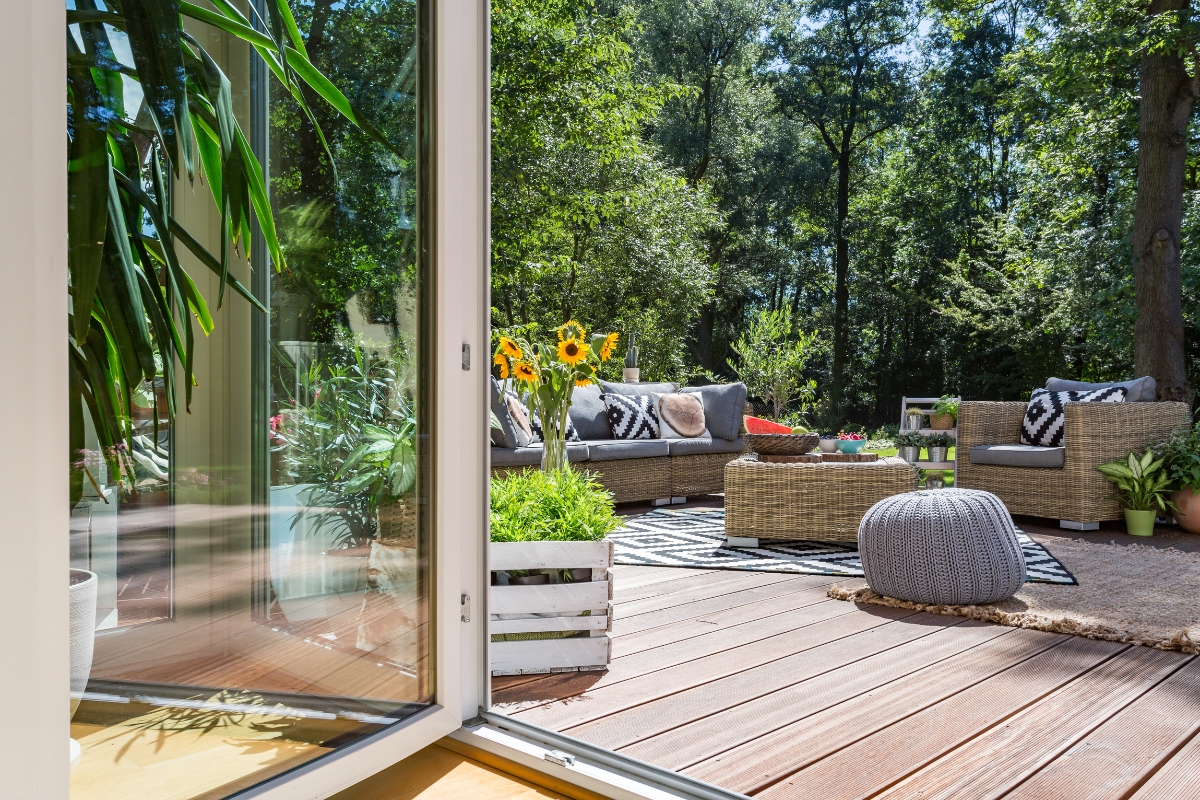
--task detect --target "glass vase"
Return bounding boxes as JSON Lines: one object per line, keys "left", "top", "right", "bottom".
{"left": 541, "top": 434, "right": 568, "bottom": 472}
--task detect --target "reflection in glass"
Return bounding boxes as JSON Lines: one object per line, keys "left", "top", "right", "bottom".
{"left": 67, "top": 0, "right": 428, "bottom": 796}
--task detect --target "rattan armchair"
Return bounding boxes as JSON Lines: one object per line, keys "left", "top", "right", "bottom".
{"left": 955, "top": 400, "right": 1190, "bottom": 528}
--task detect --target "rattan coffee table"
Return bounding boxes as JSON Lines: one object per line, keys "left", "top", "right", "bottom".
{"left": 724, "top": 456, "right": 918, "bottom": 545}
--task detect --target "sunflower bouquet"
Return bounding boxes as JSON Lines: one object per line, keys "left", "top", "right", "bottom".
{"left": 494, "top": 321, "right": 619, "bottom": 472}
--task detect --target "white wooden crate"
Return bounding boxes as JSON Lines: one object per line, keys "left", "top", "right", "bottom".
{"left": 489, "top": 539, "right": 613, "bottom": 675}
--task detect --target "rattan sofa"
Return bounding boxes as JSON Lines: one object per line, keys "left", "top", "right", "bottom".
{"left": 490, "top": 380, "right": 747, "bottom": 504}
{"left": 956, "top": 400, "right": 1190, "bottom": 528}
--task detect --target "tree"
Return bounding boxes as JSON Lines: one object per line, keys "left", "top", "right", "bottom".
{"left": 729, "top": 308, "right": 818, "bottom": 420}
{"left": 768, "top": 0, "right": 915, "bottom": 417}
{"left": 1132, "top": 0, "right": 1198, "bottom": 401}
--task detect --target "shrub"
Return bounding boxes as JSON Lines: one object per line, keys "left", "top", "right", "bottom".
{"left": 490, "top": 469, "right": 621, "bottom": 542}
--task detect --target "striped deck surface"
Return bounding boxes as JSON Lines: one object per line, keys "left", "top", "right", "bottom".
{"left": 492, "top": 563, "right": 1200, "bottom": 799}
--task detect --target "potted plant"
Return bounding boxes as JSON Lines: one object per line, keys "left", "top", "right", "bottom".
{"left": 930, "top": 396, "right": 959, "bottom": 430}
{"left": 493, "top": 321, "right": 619, "bottom": 472}
{"left": 1096, "top": 450, "right": 1176, "bottom": 537}
{"left": 904, "top": 407, "right": 925, "bottom": 431}
{"left": 624, "top": 331, "right": 640, "bottom": 383}
{"left": 1152, "top": 423, "right": 1200, "bottom": 533}
{"left": 896, "top": 431, "right": 924, "bottom": 464}
{"left": 925, "top": 432, "right": 954, "bottom": 463}
{"left": 489, "top": 469, "right": 621, "bottom": 674}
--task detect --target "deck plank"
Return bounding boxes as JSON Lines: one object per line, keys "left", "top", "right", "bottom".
{"left": 611, "top": 575, "right": 835, "bottom": 636}
{"left": 868, "top": 647, "right": 1186, "bottom": 800}
{"left": 611, "top": 570, "right": 726, "bottom": 602}
{"left": 571, "top": 618, "right": 993, "bottom": 753}
{"left": 614, "top": 571, "right": 799, "bottom": 619}
{"left": 602, "top": 617, "right": 999, "bottom": 759}
{"left": 1008, "top": 655, "right": 1200, "bottom": 800}
{"left": 611, "top": 583, "right": 837, "bottom": 658}
{"left": 1130, "top": 726, "right": 1200, "bottom": 800}
{"left": 510, "top": 607, "right": 919, "bottom": 729}
{"left": 492, "top": 599, "right": 861, "bottom": 713}
{"left": 735, "top": 636, "right": 1122, "bottom": 799}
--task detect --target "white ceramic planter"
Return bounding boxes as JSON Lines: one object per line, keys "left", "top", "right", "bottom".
{"left": 490, "top": 540, "right": 613, "bottom": 675}
{"left": 622, "top": 368, "right": 640, "bottom": 383}
{"left": 70, "top": 569, "right": 98, "bottom": 720}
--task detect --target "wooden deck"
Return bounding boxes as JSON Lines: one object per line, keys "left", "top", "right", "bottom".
{"left": 492, "top": 563, "right": 1200, "bottom": 799}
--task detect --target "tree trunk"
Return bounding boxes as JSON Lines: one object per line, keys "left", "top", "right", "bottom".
{"left": 1132, "top": 0, "right": 1196, "bottom": 402}
{"left": 831, "top": 148, "right": 851, "bottom": 418}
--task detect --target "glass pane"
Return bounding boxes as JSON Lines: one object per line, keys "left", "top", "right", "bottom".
{"left": 67, "top": 1, "right": 430, "bottom": 796}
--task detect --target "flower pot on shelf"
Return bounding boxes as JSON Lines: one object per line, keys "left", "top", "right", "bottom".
{"left": 905, "top": 414, "right": 923, "bottom": 431}
{"left": 70, "top": 569, "right": 97, "bottom": 770}
{"left": 490, "top": 540, "right": 613, "bottom": 675}
{"left": 899, "top": 446, "right": 920, "bottom": 464}
{"left": 1124, "top": 509, "right": 1156, "bottom": 537}
{"left": 622, "top": 368, "right": 640, "bottom": 383}
{"left": 1171, "top": 487, "right": 1200, "bottom": 533}
{"left": 930, "top": 412, "right": 955, "bottom": 430}
{"left": 927, "top": 446, "right": 948, "bottom": 463}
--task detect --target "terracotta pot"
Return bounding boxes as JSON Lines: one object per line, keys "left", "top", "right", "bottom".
{"left": 1172, "top": 487, "right": 1200, "bottom": 534}
{"left": 1124, "top": 509, "right": 1156, "bottom": 537}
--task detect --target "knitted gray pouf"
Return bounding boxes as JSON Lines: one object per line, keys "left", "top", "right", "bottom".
{"left": 858, "top": 488, "right": 1025, "bottom": 605}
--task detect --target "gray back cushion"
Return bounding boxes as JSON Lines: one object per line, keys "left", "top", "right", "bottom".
{"left": 682, "top": 382, "right": 747, "bottom": 441}
{"left": 1045, "top": 376, "right": 1157, "bottom": 402}
{"left": 567, "top": 384, "right": 612, "bottom": 440}
{"left": 490, "top": 377, "right": 519, "bottom": 449}
{"left": 598, "top": 379, "right": 678, "bottom": 397}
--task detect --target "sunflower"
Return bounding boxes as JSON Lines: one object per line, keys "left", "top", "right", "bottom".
{"left": 557, "top": 320, "right": 586, "bottom": 342}
{"left": 493, "top": 353, "right": 510, "bottom": 379}
{"left": 557, "top": 337, "right": 588, "bottom": 366}
{"left": 512, "top": 361, "right": 539, "bottom": 383}
{"left": 575, "top": 377, "right": 592, "bottom": 388}
{"left": 498, "top": 336, "right": 522, "bottom": 360}
{"left": 599, "top": 332, "right": 619, "bottom": 361}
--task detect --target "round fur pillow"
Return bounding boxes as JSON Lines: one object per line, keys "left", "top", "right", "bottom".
{"left": 659, "top": 393, "right": 706, "bottom": 437}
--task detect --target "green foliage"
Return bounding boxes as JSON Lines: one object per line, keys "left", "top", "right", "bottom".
{"left": 932, "top": 396, "right": 960, "bottom": 419}
{"left": 924, "top": 432, "right": 955, "bottom": 449}
{"left": 729, "top": 308, "right": 818, "bottom": 421}
{"left": 1096, "top": 450, "right": 1176, "bottom": 512}
{"left": 895, "top": 431, "right": 925, "bottom": 448}
{"left": 1152, "top": 423, "right": 1200, "bottom": 492}
{"left": 490, "top": 469, "right": 621, "bottom": 542}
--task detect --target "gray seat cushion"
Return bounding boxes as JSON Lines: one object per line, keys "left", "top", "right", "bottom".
{"left": 1045, "top": 375, "right": 1156, "bottom": 402}
{"left": 490, "top": 377, "right": 519, "bottom": 448}
{"left": 970, "top": 444, "right": 1064, "bottom": 468}
{"left": 667, "top": 437, "right": 744, "bottom": 456}
{"left": 598, "top": 379, "right": 677, "bottom": 397}
{"left": 491, "top": 443, "right": 590, "bottom": 467}
{"left": 567, "top": 384, "right": 612, "bottom": 440}
{"left": 580, "top": 439, "right": 670, "bottom": 462}
{"left": 681, "top": 383, "right": 747, "bottom": 441}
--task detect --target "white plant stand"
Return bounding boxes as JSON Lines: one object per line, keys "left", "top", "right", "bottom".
{"left": 900, "top": 395, "right": 959, "bottom": 483}
{"left": 489, "top": 540, "right": 613, "bottom": 675}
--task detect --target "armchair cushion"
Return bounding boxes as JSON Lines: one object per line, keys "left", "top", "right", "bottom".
{"left": 970, "top": 444, "right": 1064, "bottom": 469}
{"left": 1021, "top": 387, "right": 1126, "bottom": 447}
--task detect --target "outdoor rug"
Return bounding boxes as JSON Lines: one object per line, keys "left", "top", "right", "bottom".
{"left": 828, "top": 536, "right": 1200, "bottom": 653}
{"left": 609, "top": 508, "right": 1076, "bottom": 585}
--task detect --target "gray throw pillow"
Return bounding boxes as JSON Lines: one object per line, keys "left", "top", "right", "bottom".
{"left": 490, "top": 377, "right": 519, "bottom": 449}
{"left": 1045, "top": 376, "right": 1157, "bottom": 402}
{"left": 682, "top": 382, "right": 747, "bottom": 441}
{"left": 567, "top": 384, "right": 612, "bottom": 440}
{"left": 598, "top": 379, "right": 678, "bottom": 397}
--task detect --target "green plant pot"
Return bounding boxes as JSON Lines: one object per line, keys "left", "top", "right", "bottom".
{"left": 1124, "top": 509, "right": 1157, "bottom": 537}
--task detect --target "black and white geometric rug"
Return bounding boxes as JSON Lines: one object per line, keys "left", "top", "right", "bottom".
{"left": 610, "top": 508, "right": 1077, "bottom": 585}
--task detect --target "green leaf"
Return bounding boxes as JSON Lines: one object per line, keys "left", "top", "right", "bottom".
{"left": 120, "top": 0, "right": 194, "bottom": 179}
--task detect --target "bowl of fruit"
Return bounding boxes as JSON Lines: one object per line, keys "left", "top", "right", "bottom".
{"left": 742, "top": 416, "right": 819, "bottom": 455}
{"left": 818, "top": 435, "right": 839, "bottom": 453}
{"left": 836, "top": 432, "right": 867, "bottom": 454}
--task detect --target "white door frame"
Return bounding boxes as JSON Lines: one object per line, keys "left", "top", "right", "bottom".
{"left": 0, "top": 0, "right": 489, "bottom": 793}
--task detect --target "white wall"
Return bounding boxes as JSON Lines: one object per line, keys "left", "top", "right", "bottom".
{"left": 0, "top": 0, "right": 68, "bottom": 795}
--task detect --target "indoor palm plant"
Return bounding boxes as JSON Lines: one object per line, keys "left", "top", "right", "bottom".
{"left": 1096, "top": 450, "right": 1176, "bottom": 537}
{"left": 67, "top": 0, "right": 398, "bottom": 502}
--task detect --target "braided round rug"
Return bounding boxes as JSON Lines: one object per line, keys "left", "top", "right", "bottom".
{"left": 609, "top": 507, "right": 1076, "bottom": 585}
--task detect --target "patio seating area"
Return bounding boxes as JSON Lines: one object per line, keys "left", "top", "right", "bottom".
{"left": 492, "top": 517, "right": 1200, "bottom": 799}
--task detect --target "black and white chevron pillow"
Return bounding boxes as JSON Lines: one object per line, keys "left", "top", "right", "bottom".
{"left": 1021, "top": 386, "right": 1126, "bottom": 447}
{"left": 507, "top": 391, "right": 580, "bottom": 443}
{"left": 601, "top": 393, "right": 660, "bottom": 440}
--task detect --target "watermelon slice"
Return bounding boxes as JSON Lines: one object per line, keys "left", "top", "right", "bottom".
{"left": 744, "top": 415, "right": 793, "bottom": 434}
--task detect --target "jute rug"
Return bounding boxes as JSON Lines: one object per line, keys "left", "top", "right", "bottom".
{"left": 829, "top": 536, "right": 1200, "bottom": 653}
